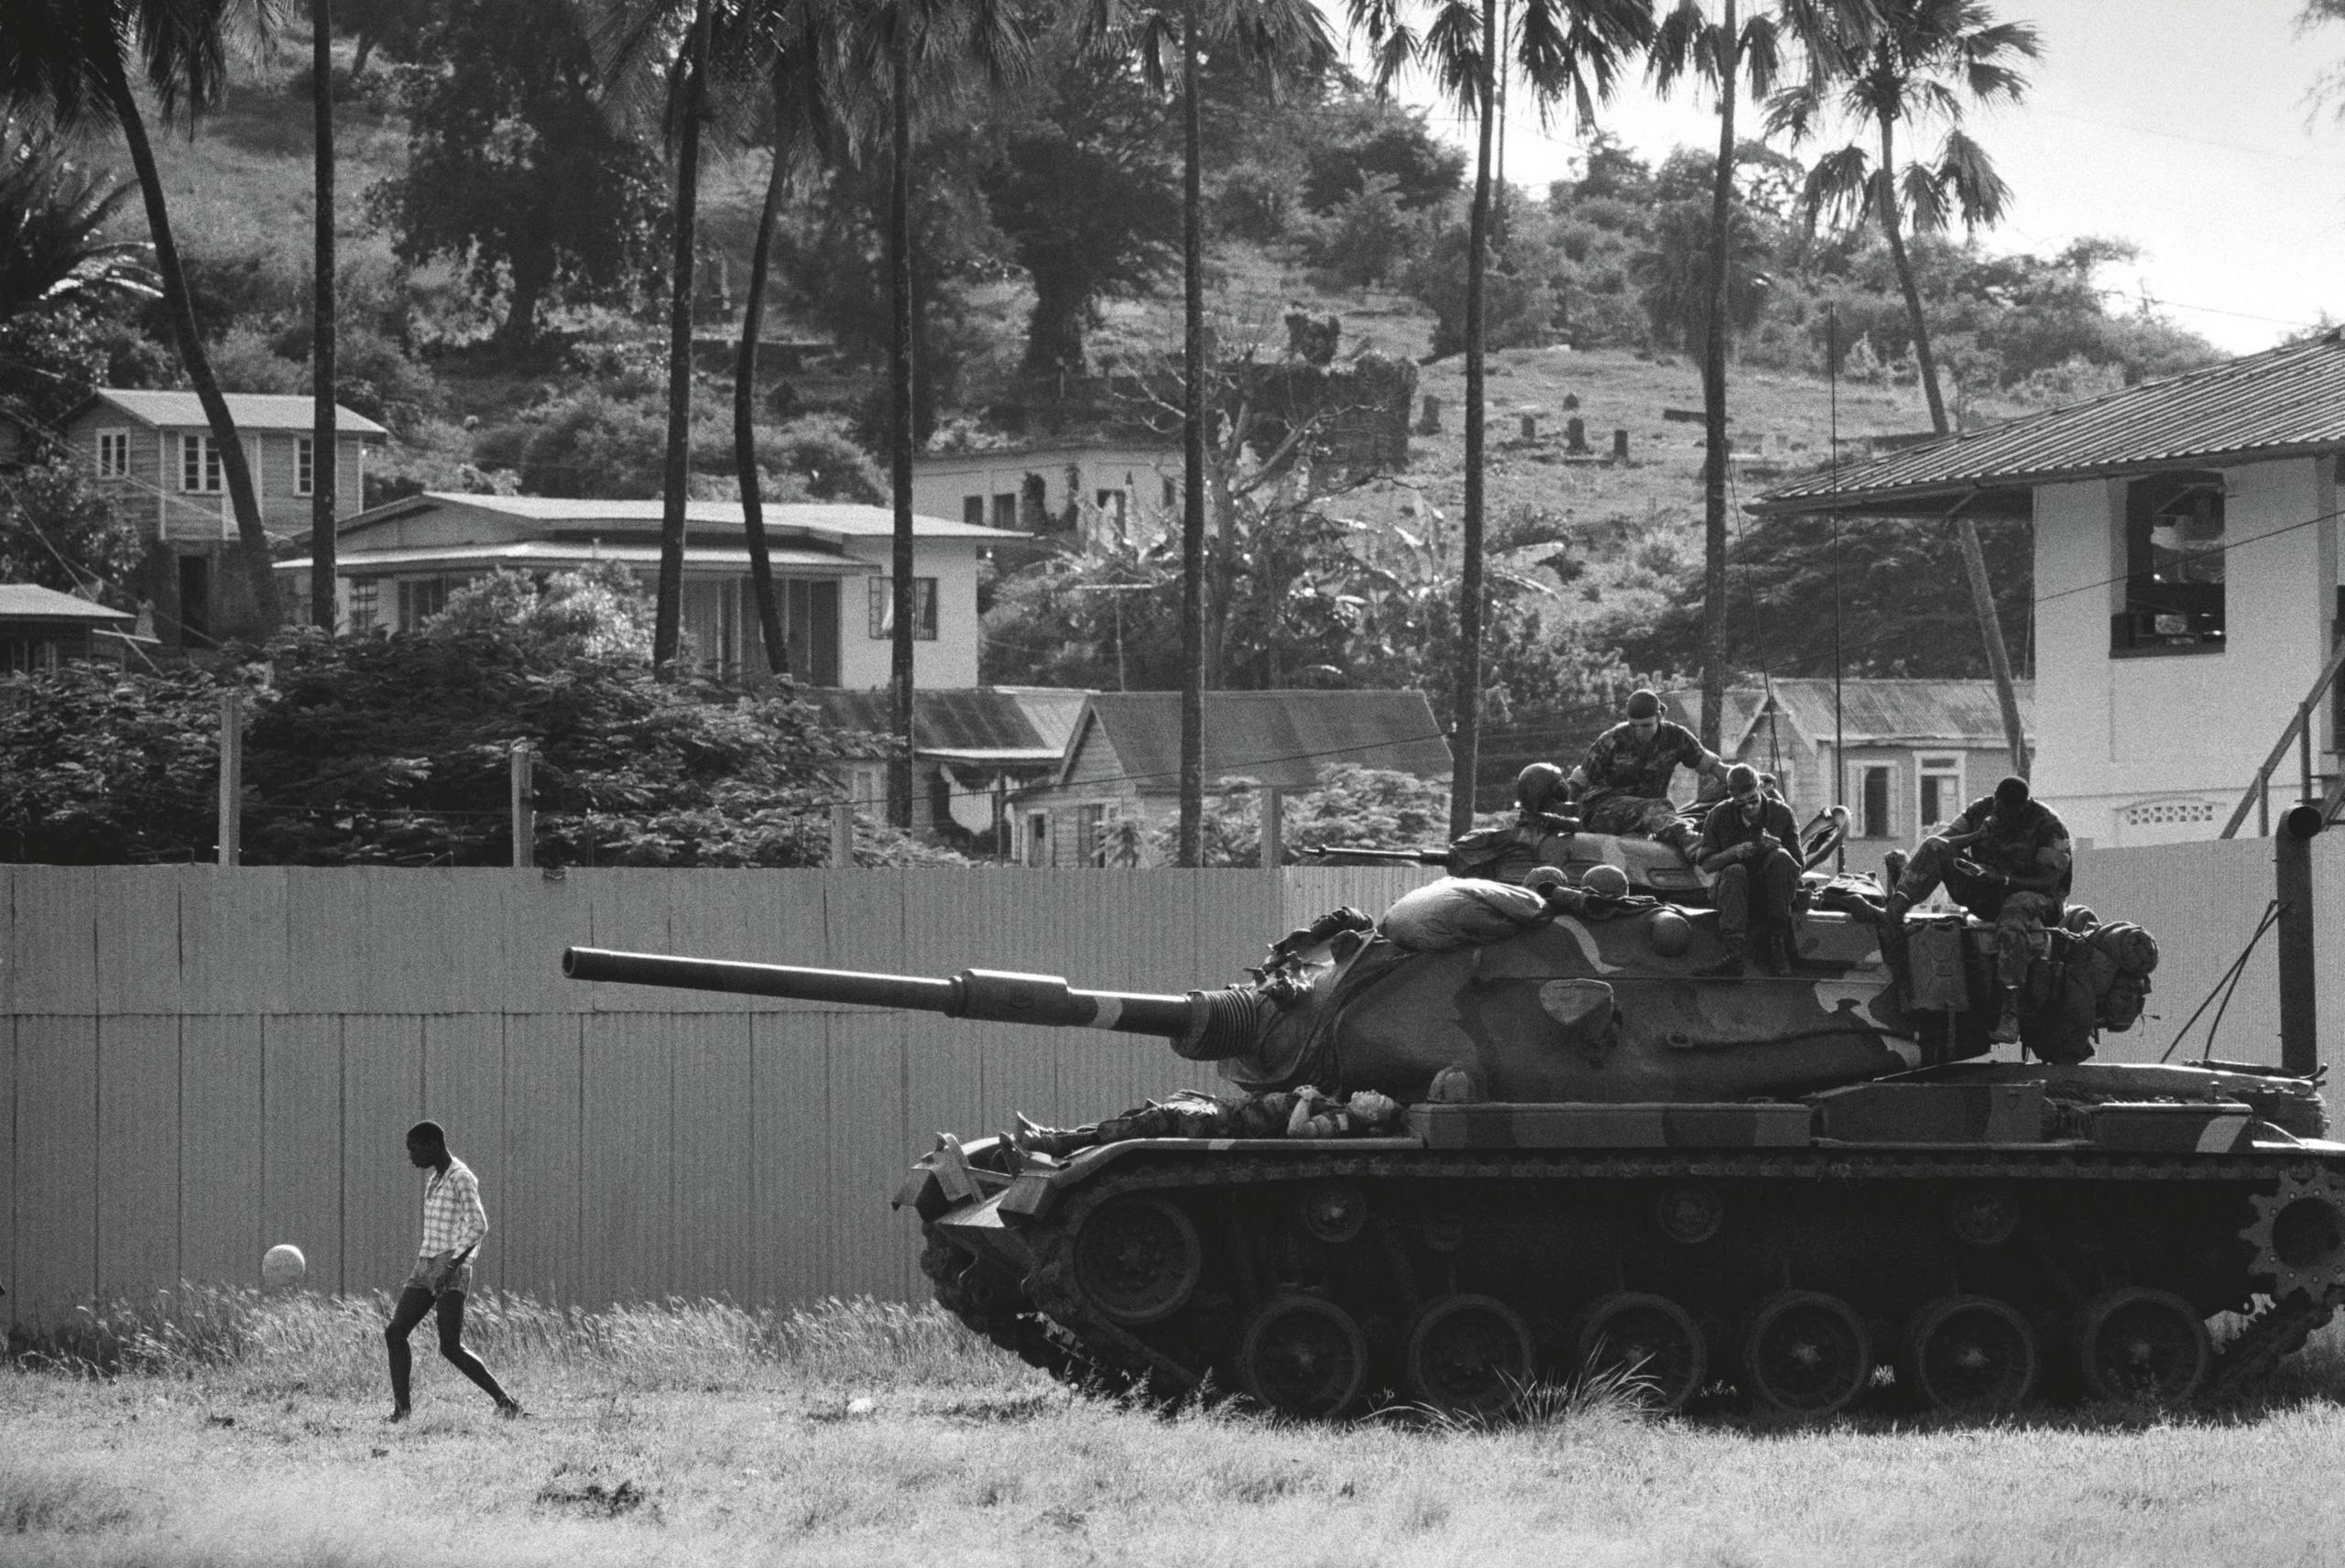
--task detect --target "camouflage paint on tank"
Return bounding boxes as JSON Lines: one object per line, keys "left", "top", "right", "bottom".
{"left": 1191, "top": 900, "right": 1984, "bottom": 1105}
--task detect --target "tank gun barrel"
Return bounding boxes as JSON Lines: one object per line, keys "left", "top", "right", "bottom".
{"left": 561, "top": 947, "right": 1198, "bottom": 1037}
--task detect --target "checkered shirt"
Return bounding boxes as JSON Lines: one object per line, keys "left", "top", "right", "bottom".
{"left": 419, "top": 1156, "right": 489, "bottom": 1259}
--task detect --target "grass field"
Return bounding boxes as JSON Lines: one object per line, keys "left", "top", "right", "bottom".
{"left": 7, "top": 1288, "right": 2345, "bottom": 1567}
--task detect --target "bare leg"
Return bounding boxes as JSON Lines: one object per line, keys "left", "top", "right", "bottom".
{"left": 432, "top": 1291, "right": 518, "bottom": 1410}
{"left": 384, "top": 1285, "right": 435, "bottom": 1415}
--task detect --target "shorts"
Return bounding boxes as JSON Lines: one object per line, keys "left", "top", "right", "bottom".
{"left": 405, "top": 1255, "right": 476, "bottom": 1297}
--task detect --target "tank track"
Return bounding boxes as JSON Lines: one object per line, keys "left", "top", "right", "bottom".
{"left": 925, "top": 1143, "right": 2345, "bottom": 1416}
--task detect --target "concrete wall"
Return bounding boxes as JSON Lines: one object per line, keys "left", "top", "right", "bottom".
{"left": 2034, "top": 460, "right": 2342, "bottom": 846}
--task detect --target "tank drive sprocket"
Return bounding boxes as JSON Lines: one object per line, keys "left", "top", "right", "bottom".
{"left": 2241, "top": 1167, "right": 2345, "bottom": 1301}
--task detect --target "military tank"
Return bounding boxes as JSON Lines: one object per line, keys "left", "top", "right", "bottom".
{"left": 563, "top": 843, "right": 2345, "bottom": 1421}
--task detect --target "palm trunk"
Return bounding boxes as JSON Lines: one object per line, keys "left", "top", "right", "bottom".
{"left": 737, "top": 136, "right": 791, "bottom": 679}
{"left": 1176, "top": 0, "right": 1205, "bottom": 866}
{"left": 1697, "top": 0, "right": 1736, "bottom": 754}
{"left": 1450, "top": 0, "right": 1496, "bottom": 838}
{"left": 311, "top": 0, "right": 338, "bottom": 632}
{"left": 888, "top": 26, "right": 916, "bottom": 830}
{"left": 653, "top": 0, "right": 713, "bottom": 675}
{"left": 107, "top": 64, "right": 280, "bottom": 640}
{"left": 1878, "top": 116, "right": 2028, "bottom": 777}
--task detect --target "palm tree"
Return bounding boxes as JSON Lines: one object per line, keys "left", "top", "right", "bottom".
{"left": 1650, "top": 0, "right": 1868, "bottom": 752}
{"left": 733, "top": 1, "right": 849, "bottom": 679}
{"left": 310, "top": 0, "right": 337, "bottom": 632}
{"left": 0, "top": 117, "right": 156, "bottom": 321}
{"left": 597, "top": 0, "right": 729, "bottom": 673}
{"left": 1080, "top": 0, "right": 1333, "bottom": 866}
{"left": 848, "top": 0, "right": 1027, "bottom": 827}
{"left": 1348, "top": 0, "right": 1655, "bottom": 836}
{"left": 3, "top": 0, "right": 286, "bottom": 639}
{"left": 1767, "top": 0, "right": 2038, "bottom": 774}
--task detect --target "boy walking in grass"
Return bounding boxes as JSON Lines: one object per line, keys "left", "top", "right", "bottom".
{"left": 385, "top": 1119, "right": 523, "bottom": 1421}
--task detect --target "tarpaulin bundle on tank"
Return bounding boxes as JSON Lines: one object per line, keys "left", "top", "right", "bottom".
{"left": 1377, "top": 876, "right": 1649, "bottom": 954}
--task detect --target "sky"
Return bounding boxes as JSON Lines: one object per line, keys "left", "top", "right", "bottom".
{"left": 1342, "top": 0, "right": 2345, "bottom": 354}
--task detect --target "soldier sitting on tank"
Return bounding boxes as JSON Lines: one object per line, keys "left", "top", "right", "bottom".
{"left": 1882, "top": 774, "right": 2074, "bottom": 1045}
{"left": 1563, "top": 689, "right": 1729, "bottom": 860}
{"left": 1695, "top": 764, "right": 1801, "bottom": 975}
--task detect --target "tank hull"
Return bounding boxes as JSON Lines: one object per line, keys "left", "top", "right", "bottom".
{"left": 905, "top": 1066, "right": 2345, "bottom": 1419}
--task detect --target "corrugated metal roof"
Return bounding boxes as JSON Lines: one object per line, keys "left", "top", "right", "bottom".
{"left": 272, "top": 540, "right": 868, "bottom": 575}
{"left": 1063, "top": 690, "right": 1451, "bottom": 792}
{"left": 811, "top": 688, "right": 1083, "bottom": 761}
{"left": 365, "top": 493, "right": 1019, "bottom": 539}
{"left": 0, "top": 583, "right": 135, "bottom": 623}
{"left": 87, "top": 389, "right": 390, "bottom": 437}
{"left": 1669, "top": 679, "right": 2034, "bottom": 748}
{"left": 1751, "top": 330, "right": 2345, "bottom": 516}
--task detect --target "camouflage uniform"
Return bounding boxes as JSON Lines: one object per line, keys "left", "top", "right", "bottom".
{"left": 1577, "top": 719, "right": 1707, "bottom": 843}
{"left": 1893, "top": 794, "right": 2073, "bottom": 988}
{"left": 1697, "top": 794, "right": 1801, "bottom": 957}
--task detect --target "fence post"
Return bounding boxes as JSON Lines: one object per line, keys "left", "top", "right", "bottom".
{"left": 1261, "top": 787, "right": 1282, "bottom": 868}
{"left": 832, "top": 801, "right": 855, "bottom": 867}
{"left": 217, "top": 688, "right": 243, "bottom": 866}
{"left": 510, "top": 742, "right": 535, "bottom": 868}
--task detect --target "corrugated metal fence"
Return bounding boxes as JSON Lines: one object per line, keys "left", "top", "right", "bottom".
{"left": 2, "top": 848, "right": 2336, "bottom": 1328}
{"left": 0, "top": 865, "right": 1437, "bottom": 1329}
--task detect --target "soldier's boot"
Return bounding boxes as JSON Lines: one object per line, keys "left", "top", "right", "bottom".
{"left": 1767, "top": 928, "right": 1797, "bottom": 975}
{"left": 1699, "top": 932, "right": 1749, "bottom": 977}
{"left": 1881, "top": 891, "right": 1913, "bottom": 928}
{"left": 1990, "top": 986, "right": 2023, "bottom": 1045}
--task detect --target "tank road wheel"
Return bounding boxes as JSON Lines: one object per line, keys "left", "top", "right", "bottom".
{"left": 1947, "top": 1183, "right": 2022, "bottom": 1249}
{"left": 1740, "top": 1291, "right": 1873, "bottom": 1420}
{"left": 1238, "top": 1296, "right": 1369, "bottom": 1420}
{"left": 1900, "top": 1296, "right": 2040, "bottom": 1415}
{"left": 1071, "top": 1197, "right": 1202, "bottom": 1326}
{"left": 1405, "top": 1295, "right": 1535, "bottom": 1416}
{"left": 1297, "top": 1180, "right": 1369, "bottom": 1245}
{"left": 2241, "top": 1169, "right": 2345, "bottom": 1301}
{"left": 1653, "top": 1183, "right": 1726, "bottom": 1246}
{"left": 2077, "top": 1287, "right": 2211, "bottom": 1404}
{"left": 1576, "top": 1293, "right": 1707, "bottom": 1411}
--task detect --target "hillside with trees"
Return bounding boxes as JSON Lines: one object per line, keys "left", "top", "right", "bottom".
{"left": 0, "top": 0, "right": 2236, "bottom": 855}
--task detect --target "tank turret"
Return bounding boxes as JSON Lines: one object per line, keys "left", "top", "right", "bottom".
{"left": 567, "top": 877, "right": 1967, "bottom": 1108}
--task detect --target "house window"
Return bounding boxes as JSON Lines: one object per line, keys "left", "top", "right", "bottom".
{"left": 1162, "top": 476, "right": 1177, "bottom": 511}
{"left": 95, "top": 429, "right": 129, "bottom": 478}
{"left": 1025, "top": 811, "right": 1049, "bottom": 866}
{"left": 1076, "top": 803, "right": 1107, "bottom": 867}
{"left": 180, "top": 433, "right": 224, "bottom": 493}
{"left": 1859, "top": 766, "right": 1892, "bottom": 839}
{"left": 296, "top": 437, "right": 314, "bottom": 496}
{"left": 964, "top": 495, "right": 985, "bottom": 527}
{"left": 1095, "top": 488, "right": 1127, "bottom": 530}
{"left": 1917, "top": 756, "right": 1962, "bottom": 832}
{"left": 774, "top": 577, "right": 840, "bottom": 686}
{"left": 2114, "top": 471, "right": 2225, "bottom": 653}
{"left": 398, "top": 576, "right": 452, "bottom": 631}
{"left": 991, "top": 493, "right": 1017, "bottom": 530}
{"left": 867, "top": 577, "right": 937, "bottom": 640}
{"left": 347, "top": 578, "right": 380, "bottom": 635}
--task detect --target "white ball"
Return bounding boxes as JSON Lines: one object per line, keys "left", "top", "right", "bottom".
{"left": 262, "top": 1243, "right": 307, "bottom": 1290}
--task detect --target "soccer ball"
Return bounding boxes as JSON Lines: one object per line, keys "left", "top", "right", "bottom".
{"left": 262, "top": 1243, "right": 307, "bottom": 1290}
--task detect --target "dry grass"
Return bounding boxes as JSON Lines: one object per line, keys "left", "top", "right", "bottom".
{"left": 8, "top": 1290, "right": 2345, "bottom": 1567}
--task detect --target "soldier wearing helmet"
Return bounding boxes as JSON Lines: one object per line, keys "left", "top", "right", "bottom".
{"left": 1883, "top": 775, "right": 2073, "bottom": 1044}
{"left": 1696, "top": 764, "right": 1801, "bottom": 975}
{"left": 1564, "top": 689, "right": 1729, "bottom": 858}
